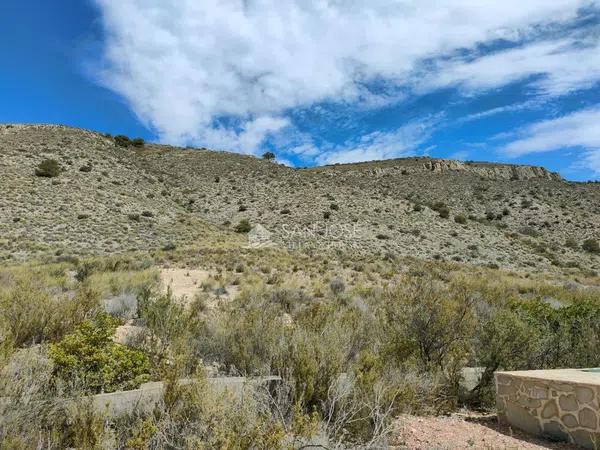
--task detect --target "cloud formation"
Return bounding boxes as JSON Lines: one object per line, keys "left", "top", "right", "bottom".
{"left": 316, "top": 119, "right": 437, "bottom": 165}
{"left": 94, "top": 0, "right": 599, "bottom": 161}
{"left": 501, "top": 107, "right": 600, "bottom": 177}
{"left": 502, "top": 107, "right": 600, "bottom": 157}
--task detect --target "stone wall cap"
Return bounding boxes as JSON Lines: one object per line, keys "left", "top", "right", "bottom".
{"left": 495, "top": 369, "right": 600, "bottom": 387}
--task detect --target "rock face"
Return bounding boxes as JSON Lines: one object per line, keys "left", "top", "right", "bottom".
{"left": 496, "top": 370, "right": 600, "bottom": 449}
{"left": 329, "top": 157, "right": 563, "bottom": 181}
{"left": 419, "top": 158, "right": 562, "bottom": 181}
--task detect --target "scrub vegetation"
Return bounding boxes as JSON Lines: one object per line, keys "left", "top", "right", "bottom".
{"left": 0, "top": 124, "right": 599, "bottom": 448}
{"left": 1, "top": 247, "right": 599, "bottom": 448}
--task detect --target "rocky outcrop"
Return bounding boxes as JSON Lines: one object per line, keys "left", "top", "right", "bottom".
{"left": 330, "top": 157, "right": 563, "bottom": 181}
{"left": 421, "top": 159, "right": 562, "bottom": 181}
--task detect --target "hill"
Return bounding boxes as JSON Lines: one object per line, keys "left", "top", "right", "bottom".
{"left": 1, "top": 123, "right": 599, "bottom": 271}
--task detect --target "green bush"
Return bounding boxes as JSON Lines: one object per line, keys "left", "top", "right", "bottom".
{"left": 35, "top": 159, "right": 61, "bottom": 178}
{"left": 262, "top": 151, "right": 275, "bottom": 160}
{"left": 132, "top": 138, "right": 145, "bottom": 148}
{"left": 565, "top": 237, "right": 579, "bottom": 250}
{"left": 454, "top": 214, "right": 467, "bottom": 224}
{"left": 114, "top": 135, "right": 131, "bottom": 147}
{"left": 438, "top": 206, "right": 450, "bottom": 219}
{"left": 49, "top": 313, "right": 151, "bottom": 394}
{"left": 518, "top": 226, "right": 539, "bottom": 237}
{"left": 235, "top": 219, "right": 252, "bottom": 233}
{"left": 582, "top": 238, "right": 600, "bottom": 254}
{"left": 0, "top": 282, "right": 100, "bottom": 349}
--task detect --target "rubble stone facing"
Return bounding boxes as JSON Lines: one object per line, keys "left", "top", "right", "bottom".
{"left": 496, "top": 371, "right": 600, "bottom": 449}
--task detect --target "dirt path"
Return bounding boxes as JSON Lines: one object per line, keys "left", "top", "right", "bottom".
{"left": 394, "top": 414, "right": 579, "bottom": 450}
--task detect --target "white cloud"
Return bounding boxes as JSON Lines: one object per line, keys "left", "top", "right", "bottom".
{"left": 579, "top": 150, "right": 600, "bottom": 177}
{"left": 94, "top": 0, "right": 597, "bottom": 157}
{"left": 425, "top": 39, "right": 600, "bottom": 96}
{"left": 449, "top": 150, "right": 470, "bottom": 161}
{"left": 316, "top": 119, "right": 435, "bottom": 165}
{"left": 501, "top": 107, "right": 600, "bottom": 157}
{"left": 458, "top": 99, "right": 545, "bottom": 123}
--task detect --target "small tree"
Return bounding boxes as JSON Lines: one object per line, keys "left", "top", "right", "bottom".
{"left": 35, "top": 159, "right": 61, "bottom": 178}
{"left": 262, "top": 151, "right": 276, "bottom": 161}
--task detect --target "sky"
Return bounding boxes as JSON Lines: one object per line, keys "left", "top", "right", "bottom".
{"left": 1, "top": 1, "right": 599, "bottom": 180}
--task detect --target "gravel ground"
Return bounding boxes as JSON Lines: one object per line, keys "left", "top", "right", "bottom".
{"left": 393, "top": 413, "right": 580, "bottom": 450}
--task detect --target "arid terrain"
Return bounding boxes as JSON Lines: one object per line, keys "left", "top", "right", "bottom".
{"left": 1, "top": 124, "right": 599, "bottom": 271}
{"left": 1, "top": 124, "right": 599, "bottom": 449}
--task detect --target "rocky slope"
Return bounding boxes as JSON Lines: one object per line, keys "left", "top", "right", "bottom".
{"left": 1, "top": 124, "right": 599, "bottom": 271}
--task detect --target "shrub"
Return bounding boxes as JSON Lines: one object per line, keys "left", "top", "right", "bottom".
{"left": 141, "top": 211, "right": 154, "bottom": 218}
{"left": 0, "top": 282, "right": 100, "bottom": 349}
{"left": 383, "top": 279, "right": 475, "bottom": 371}
{"left": 329, "top": 278, "right": 346, "bottom": 295}
{"left": 235, "top": 219, "right": 252, "bottom": 233}
{"left": 330, "top": 203, "right": 339, "bottom": 211}
{"left": 132, "top": 138, "right": 145, "bottom": 148}
{"left": 431, "top": 201, "right": 446, "bottom": 212}
{"left": 582, "top": 238, "right": 600, "bottom": 254}
{"left": 162, "top": 242, "right": 177, "bottom": 251}
{"left": 454, "top": 214, "right": 467, "bottom": 224}
{"left": 438, "top": 207, "right": 450, "bottom": 219}
{"left": 128, "top": 213, "right": 141, "bottom": 222}
{"left": 79, "top": 164, "right": 93, "bottom": 173}
{"left": 518, "top": 226, "right": 539, "bottom": 237}
{"left": 323, "top": 211, "right": 331, "bottom": 219}
{"left": 565, "top": 237, "right": 579, "bottom": 250}
{"left": 262, "top": 151, "right": 275, "bottom": 160}
{"left": 376, "top": 234, "right": 390, "bottom": 240}
{"left": 35, "top": 159, "right": 61, "bottom": 178}
{"left": 413, "top": 203, "right": 423, "bottom": 212}
{"left": 49, "top": 313, "right": 151, "bottom": 394}
{"left": 114, "top": 135, "right": 131, "bottom": 147}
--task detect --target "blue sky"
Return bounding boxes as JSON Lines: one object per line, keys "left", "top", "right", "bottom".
{"left": 1, "top": 1, "right": 599, "bottom": 180}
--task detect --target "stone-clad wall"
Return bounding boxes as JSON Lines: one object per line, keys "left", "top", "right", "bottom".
{"left": 496, "top": 372, "right": 600, "bottom": 448}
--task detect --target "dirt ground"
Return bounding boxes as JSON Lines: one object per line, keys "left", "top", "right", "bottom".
{"left": 394, "top": 414, "right": 579, "bottom": 450}
{"left": 159, "top": 267, "right": 239, "bottom": 305}
{"left": 159, "top": 268, "right": 210, "bottom": 299}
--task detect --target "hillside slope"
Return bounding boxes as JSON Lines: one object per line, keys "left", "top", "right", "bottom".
{"left": 1, "top": 124, "right": 599, "bottom": 271}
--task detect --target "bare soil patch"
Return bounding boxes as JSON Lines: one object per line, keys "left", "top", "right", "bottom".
{"left": 394, "top": 413, "right": 578, "bottom": 450}
{"left": 160, "top": 268, "right": 210, "bottom": 299}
